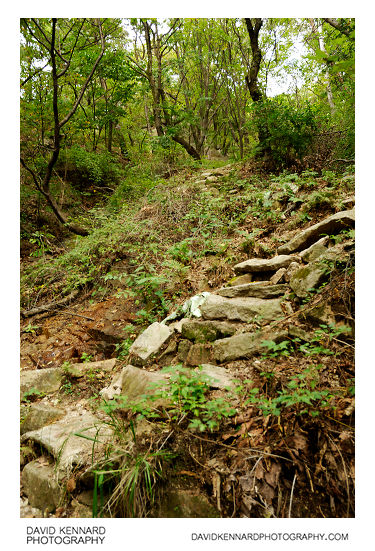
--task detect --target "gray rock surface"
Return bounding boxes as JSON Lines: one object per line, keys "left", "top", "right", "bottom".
{"left": 199, "top": 364, "right": 235, "bottom": 389}
{"left": 278, "top": 209, "right": 355, "bottom": 254}
{"left": 20, "top": 368, "right": 63, "bottom": 400}
{"left": 299, "top": 236, "right": 329, "bottom": 263}
{"left": 21, "top": 409, "right": 113, "bottom": 472}
{"left": 100, "top": 364, "right": 168, "bottom": 403}
{"left": 234, "top": 254, "right": 299, "bottom": 274}
{"left": 21, "top": 403, "right": 66, "bottom": 435}
{"left": 200, "top": 294, "right": 284, "bottom": 324}
{"left": 129, "top": 322, "right": 172, "bottom": 364}
{"left": 213, "top": 330, "right": 289, "bottom": 363}
{"left": 22, "top": 459, "right": 62, "bottom": 512}
{"left": 216, "top": 282, "right": 288, "bottom": 299}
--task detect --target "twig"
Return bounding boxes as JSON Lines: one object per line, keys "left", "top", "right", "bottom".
{"left": 55, "top": 310, "right": 95, "bottom": 321}
{"left": 328, "top": 435, "right": 351, "bottom": 517}
{"left": 20, "top": 289, "right": 80, "bottom": 318}
{"left": 288, "top": 472, "right": 297, "bottom": 518}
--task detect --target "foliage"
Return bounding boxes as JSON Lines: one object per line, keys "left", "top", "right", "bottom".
{"left": 250, "top": 97, "right": 319, "bottom": 168}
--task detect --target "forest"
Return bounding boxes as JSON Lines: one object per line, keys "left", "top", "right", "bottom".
{"left": 20, "top": 18, "right": 355, "bottom": 520}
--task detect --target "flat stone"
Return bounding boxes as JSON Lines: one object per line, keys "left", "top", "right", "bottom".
{"left": 234, "top": 254, "right": 299, "bottom": 274}
{"left": 213, "top": 330, "right": 288, "bottom": 363}
{"left": 129, "top": 322, "right": 172, "bottom": 364}
{"left": 199, "top": 364, "right": 235, "bottom": 389}
{"left": 216, "top": 282, "right": 288, "bottom": 299}
{"left": 100, "top": 364, "right": 168, "bottom": 403}
{"left": 299, "top": 236, "right": 330, "bottom": 263}
{"left": 200, "top": 295, "right": 284, "bottom": 324}
{"left": 21, "top": 403, "right": 66, "bottom": 435}
{"left": 181, "top": 320, "right": 236, "bottom": 343}
{"left": 21, "top": 410, "right": 113, "bottom": 472}
{"left": 20, "top": 368, "right": 63, "bottom": 400}
{"left": 277, "top": 209, "right": 355, "bottom": 254}
{"left": 22, "top": 459, "right": 62, "bottom": 512}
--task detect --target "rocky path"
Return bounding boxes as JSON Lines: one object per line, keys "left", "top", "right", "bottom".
{"left": 20, "top": 207, "right": 355, "bottom": 518}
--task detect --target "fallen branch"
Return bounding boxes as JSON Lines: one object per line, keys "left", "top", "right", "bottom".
{"left": 20, "top": 289, "right": 80, "bottom": 318}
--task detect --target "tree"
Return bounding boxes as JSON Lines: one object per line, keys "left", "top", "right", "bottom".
{"left": 20, "top": 18, "right": 111, "bottom": 235}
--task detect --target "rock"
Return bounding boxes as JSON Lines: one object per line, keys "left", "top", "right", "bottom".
{"left": 289, "top": 263, "right": 327, "bottom": 299}
{"left": 300, "top": 304, "right": 336, "bottom": 326}
{"left": 22, "top": 459, "right": 62, "bottom": 512}
{"left": 21, "top": 410, "right": 113, "bottom": 472}
{"left": 277, "top": 209, "right": 355, "bottom": 254}
{"left": 63, "top": 358, "right": 116, "bottom": 379}
{"left": 155, "top": 488, "right": 220, "bottom": 518}
{"left": 269, "top": 268, "right": 287, "bottom": 284}
{"left": 186, "top": 343, "right": 213, "bottom": 366}
{"left": 227, "top": 274, "right": 253, "bottom": 286}
{"left": 299, "top": 236, "right": 329, "bottom": 263}
{"left": 100, "top": 364, "right": 168, "bottom": 403}
{"left": 129, "top": 322, "right": 172, "bottom": 364}
{"left": 200, "top": 294, "right": 284, "bottom": 324}
{"left": 177, "top": 340, "right": 192, "bottom": 362}
{"left": 342, "top": 196, "right": 355, "bottom": 208}
{"left": 234, "top": 254, "right": 299, "bottom": 274}
{"left": 216, "top": 282, "right": 288, "bottom": 299}
{"left": 212, "top": 330, "right": 289, "bottom": 363}
{"left": 181, "top": 320, "right": 236, "bottom": 343}
{"left": 159, "top": 339, "right": 178, "bottom": 362}
{"left": 20, "top": 367, "right": 63, "bottom": 400}
{"left": 21, "top": 403, "right": 66, "bottom": 435}
{"left": 181, "top": 292, "right": 211, "bottom": 318}
{"left": 284, "top": 262, "right": 301, "bottom": 283}
{"left": 20, "top": 445, "right": 36, "bottom": 467}
{"left": 198, "top": 364, "right": 235, "bottom": 389}
{"left": 290, "top": 241, "right": 353, "bottom": 298}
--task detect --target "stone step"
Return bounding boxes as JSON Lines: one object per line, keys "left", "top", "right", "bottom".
{"left": 212, "top": 329, "right": 289, "bottom": 363}
{"left": 277, "top": 208, "right": 355, "bottom": 254}
{"left": 216, "top": 282, "right": 288, "bottom": 299}
{"left": 200, "top": 294, "right": 284, "bottom": 324}
{"left": 233, "top": 254, "right": 300, "bottom": 275}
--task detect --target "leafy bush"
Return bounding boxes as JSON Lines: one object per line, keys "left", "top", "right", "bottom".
{"left": 250, "top": 97, "right": 319, "bottom": 168}
{"left": 60, "top": 146, "right": 124, "bottom": 189}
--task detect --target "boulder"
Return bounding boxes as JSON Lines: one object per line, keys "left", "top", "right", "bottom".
{"left": 213, "top": 330, "right": 288, "bottom": 363}
{"left": 200, "top": 295, "right": 284, "bottom": 324}
{"left": 277, "top": 209, "right": 355, "bottom": 254}
{"left": 177, "top": 340, "right": 192, "bottom": 362}
{"left": 181, "top": 319, "right": 236, "bottom": 343}
{"left": 100, "top": 364, "right": 168, "bottom": 403}
{"left": 20, "top": 367, "right": 63, "bottom": 400}
{"left": 234, "top": 254, "right": 299, "bottom": 275}
{"left": 22, "top": 459, "right": 62, "bottom": 512}
{"left": 21, "top": 403, "right": 66, "bottom": 435}
{"left": 21, "top": 410, "right": 113, "bottom": 472}
{"left": 129, "top": 322, "right": 172, "bottom": 364}
{"left": 216, "top": 282, "right": 288, "bottom": 299}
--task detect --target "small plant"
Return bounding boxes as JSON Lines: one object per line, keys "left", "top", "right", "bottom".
{"left": 261, "top": 340, "right": 292, "bottom": 358}
{"left": 114, "top": 338, "right": 134, "bottom": 360}
{"left": 23, "top": 323, "right": 39, "bottom": 334}
{"left": 29, "top": 230, "right": 54, "bottom": 257}
{"left": 81, "top": 352, "right": 93, "bottom": 363}
{"left": 22, "top": 387, "right": 46, "bottom": 403}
